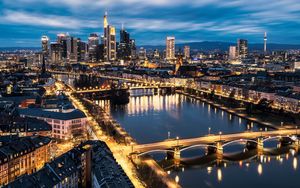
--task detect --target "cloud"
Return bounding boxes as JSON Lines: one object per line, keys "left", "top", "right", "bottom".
{"left": 1, "top": 0, "right": 300, "bottom": 46}
{"left": 0, "top": 10, "right": 99, "bottom": 29}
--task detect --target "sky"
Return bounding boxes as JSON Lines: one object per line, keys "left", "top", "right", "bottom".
{"left": 1, "top": 0, "right": 300, "bottom": 47}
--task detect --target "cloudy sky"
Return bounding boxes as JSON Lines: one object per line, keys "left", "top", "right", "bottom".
{"left": 1, "top": 0, "right": 300, "bottom": 47}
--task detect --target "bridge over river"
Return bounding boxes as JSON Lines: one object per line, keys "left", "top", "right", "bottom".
{"left": 132, "top": 129, "right": 300, "bottom": 160}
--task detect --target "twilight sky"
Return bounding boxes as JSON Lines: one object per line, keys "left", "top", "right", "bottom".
{"left": 1, "top": 0, "right": 300, "bottom": 47}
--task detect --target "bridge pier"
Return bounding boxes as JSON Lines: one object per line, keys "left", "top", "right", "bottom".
{"left": 173, "top": 147, "right": 181, "bottom": 161}
{"left": 257, "top": 137, "right": 264, "bottom": 151}
{"left": 216, "top": 141, "right": 223, "bottom": 155}
{"left": 166, "top": 147, "right": 181, "bottom": 161}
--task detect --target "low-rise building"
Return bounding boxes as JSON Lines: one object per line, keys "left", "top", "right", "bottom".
{"left": 18, "top": 108, "right": 87, "bottom": 140}
{"left": 6, "top": 140, "right": 134, "bottom": 188}
{"left": 0, "top": 135, "right": 52, "bottom": 186}
{"left": 0, "top": 117, "right": 52, "bottom": 137}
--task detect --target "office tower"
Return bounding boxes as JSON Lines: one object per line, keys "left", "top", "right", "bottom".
{"left": 237, "top": 39, "right": 248, "bottom": 59}
{"left": 88, "top": 33, "right": 99, "bottom": 62}
{"left": 184, "top": 45, "right": 190, "bottom": 59}
{"left": 229, "top": 46, "right": 237, "bottom": 60}
{"left": 118, "top": 25, "right": 132, "bottom": 60}
{"left": 50, "top": 42, "right": 62, "bottom": 64}
{"left": 166, "top": 36, "right": 175, "bottom": 61}
{"left": 41, "top": 36, "right": 49, "bottom": 57}
{"left": 69, "top": 37, "right": 78, "bottom": 63}
{"left": 103, "top": 12, "right": 116, "bottom": 61}
{"left": 130, "top": 39, "right": 137, "bottom": 59}
{"left": 77, "top": 38, "right": 87, "bottom": 62}
{"left": 57, "top": 33, "right": 67, "bottom": 43}
{"left": 138, "top": 47, "right": 147, "bottom": 60}
{"left": 264, "top": 32, "right": 267, "bottom": 53}
{"left": 56, "top": 33, "right": 68, "bottom": 60}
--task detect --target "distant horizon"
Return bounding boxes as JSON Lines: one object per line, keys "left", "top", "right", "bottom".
{"left": 1, "top": 40, "right": 300, "bottom": 49}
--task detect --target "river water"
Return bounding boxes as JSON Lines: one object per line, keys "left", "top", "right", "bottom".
{"left": 96, "top": 90, "right": 300, "bottom": 188}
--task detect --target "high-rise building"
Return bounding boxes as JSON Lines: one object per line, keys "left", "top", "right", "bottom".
{"left": 184, "top": 45, "right": 190, "bottom": 59}
{"left": 130, "top": 39, "right": 137, "bottom": 60}
{"left": 264, "top": 32, "right": 267, "bottom": 53}
{"left": 118, "top": 26, "right": 132, "bottom": 60}
{"left": 229, "top": 46, "right": 237, "bottom": 60}
{"left": 103, "top": 12, "right": 116, "bottom": 62}
{"left": 77, "top": 38, "right": 88, "bottom": 62}
{"left": 88, "top": 33, "right": 99, "bottom": 62}
{"left": 69, "top": 37, "right": 78, "bottom": 63}
{"left": 57, "top": 33, "right": 67, "bottom": 44}
{"left": 56, "top": 33, "right": 68, "bottom": 61}
{"left": 41, "top": 36, "right": 49, "bottom": 57}
{"left": 166, "top": 36, "right": 175, "bottom": 61}
{"left": 138, "top": 47, "right": 147, "bottom": 60}
{"left": 237, "top": 39, "right": 248, "bottom": 59}
{"left": 50, "top": 42, "right": 62, "bottom": 64}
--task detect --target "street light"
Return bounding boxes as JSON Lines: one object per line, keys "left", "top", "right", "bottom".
{"left": 208, "top": 127, "right": 211, "bottom": 135}
{"left": 219, "top": 132, "right": 222, "bottom": 141}
{"left": 176, "top": 136, "right": 179, "bottom": 146}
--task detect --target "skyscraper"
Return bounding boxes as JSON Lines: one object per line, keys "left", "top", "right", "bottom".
{"left": 77, "top": 38, "right": 88, "bottom": 62}
{"left": 118, "top": 25, "right": 132, "bottom": 60}
{"left": 138, "top": 47, "right": 147, "bottom": 60}
{"left": 50, "top": 42, "right": 62, "bottom": 64}
{"left": 103, "top": 12, "right": 116, "bottom": 62}
{"left": 69, "top": 37, "right": 78, "bottom": 63}
{"left": 264, "top": 32, "right": 267, "bottom": 53}
{"left": 41, "top": 36, "right": 49, "bottom": 57}
{"left": 229, "top": 46, "right": 237, "bottom": 60}
{"left": 237, "top": 39, "right": 248, "bottom": 59}
{"left": 166, "top": 36, "right": 175, "bottom": 61}
{"left": 88, "top": 33, "right": 99, "bottom": 62}
{"left": 130, "top": 39, "right": 137, "bottom": 60}
{"left": 184, "top": 46, "right": 190, "bottom": 59}
{"left": 56, "top": 33, "right": 68, "bottom": 61}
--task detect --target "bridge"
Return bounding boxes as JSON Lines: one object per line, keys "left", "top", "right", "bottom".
{"left": 132, "top": 129, "right": 300, "bottom": 160}
{"left": 74, "top": 83, "right": 177, "bottom": 94}
{"left": 50, "top": 70, "right": 152, "bottom": 84}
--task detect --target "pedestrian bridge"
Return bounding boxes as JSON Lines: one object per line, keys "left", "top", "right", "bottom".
{"left": 131, "top": 129, "right": 299, "bottom": 160}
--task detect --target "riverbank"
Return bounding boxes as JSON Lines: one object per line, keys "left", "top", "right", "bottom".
{"left": 72, "top": 95, "right": 180, "bottom": 188}
{"left": 177, "top": 90, "right": 281, "bottom": 131}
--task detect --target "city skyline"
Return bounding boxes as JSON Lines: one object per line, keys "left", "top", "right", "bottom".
{"left": 1, "top": 0, "right": 300, "bottom": 47}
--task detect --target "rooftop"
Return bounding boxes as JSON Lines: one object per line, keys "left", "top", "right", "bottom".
{"left": 18, "top": 108, "right": 86, "bottom": 120}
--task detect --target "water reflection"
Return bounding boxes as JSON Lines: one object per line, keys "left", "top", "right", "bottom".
{"left": 96, "top": 91, "right": 299, "bottom": 187}
{"left": 293, "top": 157, "right": 298, "bottom": 170}
{"left": 257, "top": 163, "right": 263, "bottom": 175}
{"left": 163, "top": 147, "right": 300, "bottom": 188}
{"left": 97, "top": 93, "right": 266, "bottom": 144}
{"left": 217, "top": 168, "right": 222, "bottom": 182}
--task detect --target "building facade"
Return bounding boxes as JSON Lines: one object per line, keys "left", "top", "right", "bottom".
{"left": 0, "top": 136, "right": 51, "bottom": 186}
{"left": 237, "top": 39, "right": 248, "bottom": 59}
{"left": 166, "top": 36, "right": 175, "bottom": 62}
{"left": 103, "top": 13, "right": 117, "bottom": 62}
